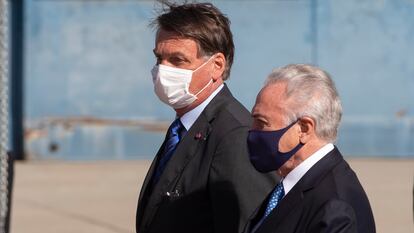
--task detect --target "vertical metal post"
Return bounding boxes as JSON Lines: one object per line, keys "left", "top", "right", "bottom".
{"left": 0, "top": 1, "right": 11, "bottom": 232}
{"left": 11, "top": 0, "right": 24, "bottom": 160}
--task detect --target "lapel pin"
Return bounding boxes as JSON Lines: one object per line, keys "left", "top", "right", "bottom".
{"left": 194, "top": 132, "right": 203, "bottom": 140}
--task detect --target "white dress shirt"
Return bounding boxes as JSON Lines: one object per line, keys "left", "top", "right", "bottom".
{"left": 180, "top": 84, "right": 224, "bottom": 131}
{"left": 282, "top": 143, "right": 334, "bottom": 195}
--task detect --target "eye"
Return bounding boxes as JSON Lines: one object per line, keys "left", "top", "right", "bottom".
{"left": 169, "top": 56, "right": 186, "bottom": 66}
{"left": 252, "top": 118, "right": 269, "bottom": 130}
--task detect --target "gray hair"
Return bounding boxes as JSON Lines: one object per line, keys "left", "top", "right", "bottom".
{"left": 265, "top": 64, "right": 342, "bottom": 142}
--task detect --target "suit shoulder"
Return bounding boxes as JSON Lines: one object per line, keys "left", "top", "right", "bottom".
{"left": 303, "top": 160, "right": 366, "bottom": 213}
{"left": 316, "top": 160, "right": 376, "bottom": 232}
{"left": 313, "top": 160, "right": 367, "bottom": 201}
{"left": 215, "top": 96, "right": 251, "bottom": 128}
{"left": 331, "top": 160, "right": 367, "bottom": 199}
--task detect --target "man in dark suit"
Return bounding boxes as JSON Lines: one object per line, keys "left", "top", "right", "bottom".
{"left": 244, "top": 64, "right": 376, "bottom": 233}
{"left": 135, "top": 2, "right": 276, "bottom": 233}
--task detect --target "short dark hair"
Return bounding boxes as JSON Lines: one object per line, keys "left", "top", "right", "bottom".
{"left": 152, "top": 1, "right": 234, "bottom": 80}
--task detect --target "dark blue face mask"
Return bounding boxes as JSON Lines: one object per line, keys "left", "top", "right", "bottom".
{"left": 247, "top": 120, "right": 304, "bottom": 173}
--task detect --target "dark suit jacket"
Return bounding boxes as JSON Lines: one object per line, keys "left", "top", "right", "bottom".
{"left": 243, "top": 147, "right": 376, "bottom": 233}
{"left": 136, "top": 85, "right": 277, "bottom": 233}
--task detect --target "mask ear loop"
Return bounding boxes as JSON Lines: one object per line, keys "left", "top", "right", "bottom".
{"left": 193, "top": 54, "right": 216, "bottom": 97}
{"left": 276, "top": 118, "right": 303, "bottom": 152}
{"left": 194, "top": 79, "right": 213, "bottom": 96}
{"left": 193, "top": 55, "right": 215, "bottom": 73}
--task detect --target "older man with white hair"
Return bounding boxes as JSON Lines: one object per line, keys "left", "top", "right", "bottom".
{"left": 243, "top": 64, "right": 375, "bottom": 233}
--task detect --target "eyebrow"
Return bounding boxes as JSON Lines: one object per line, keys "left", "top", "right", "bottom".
{"left": 152, "top": 50, "right": 187, "bottom": 58}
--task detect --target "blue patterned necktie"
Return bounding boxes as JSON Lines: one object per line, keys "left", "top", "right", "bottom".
{"left": 264, "top": 182, "right": 285, "bottom": 217}
{"left": 152, "top": 119, "right": 186, "bottom": 184}
{"left": 250, "top": 182, "right": 285, "bottom": 233}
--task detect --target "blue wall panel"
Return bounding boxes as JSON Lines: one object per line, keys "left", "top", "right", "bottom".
{"left": 316, "top": 0, "right": 414, "bottom": 156}
{"left": 24, "top": 0, "right": 414, "bottom": 159}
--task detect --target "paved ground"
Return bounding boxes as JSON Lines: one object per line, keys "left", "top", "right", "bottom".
{"left": 9, "top": 158, "right": 414, "bottom": 233}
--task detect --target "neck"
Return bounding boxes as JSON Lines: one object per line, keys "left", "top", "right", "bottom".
{"left": 175, "top": 79, "right": 223, "bottom": 117}
{"left": 277, "top": 139, "right": 327, "bottom": 177}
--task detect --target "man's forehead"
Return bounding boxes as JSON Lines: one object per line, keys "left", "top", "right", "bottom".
{"left": 253, "top": 83, "right": 287, "bottom": 113}
{"left": 156, "top": 30, "right": 180, "bottom": 41}
{"left": 155, "top": 33, "right": 199, "bottom": 57}
{"left": 156, "top": 30, "right": 196, "bottom": 46}
{"left": 260, "top": 83, "right": 286, "bottom": 101}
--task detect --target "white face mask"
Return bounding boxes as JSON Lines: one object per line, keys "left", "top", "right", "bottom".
{"left": 151, "top": 56, "right": 214, "bottom": 109}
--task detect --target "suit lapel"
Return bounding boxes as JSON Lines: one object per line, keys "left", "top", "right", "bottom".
{"left": 153, "top": 113, "right": 211, "bottom": 196}
{"left": 253, "top": 147, "right": 344, "bottom": 233}
{"left": 256, "top": 187, "right": 303, "bottom": 232}
{"left": 140, "top": 85, "right": 232, "bottom": 229}
{"left": 296, "top": 147, "right": 343, "bottom": 192}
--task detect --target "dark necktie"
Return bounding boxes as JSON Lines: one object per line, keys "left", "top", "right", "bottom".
{"left": 152, "top": 118, "right": 186, "bottom": 184}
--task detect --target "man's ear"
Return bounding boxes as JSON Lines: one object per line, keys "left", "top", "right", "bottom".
{"left": 298, "top": 117, "right": 316, "bottom": 144}
{"left": 212, "top": 53, "right": 226, "bottom": 81}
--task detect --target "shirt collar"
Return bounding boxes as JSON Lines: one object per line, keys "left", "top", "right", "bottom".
{"left": 283, "top": 143, "right": 334, "bottom": 195}
{"left": 180, "top": 84, "right": 224, "bottom": 131}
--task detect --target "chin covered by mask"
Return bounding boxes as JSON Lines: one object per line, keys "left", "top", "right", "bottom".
{"left": 151, "top": 56, "right": 214, "bottom": 109}
{"left": 247, "top": 120, "right": 304, "bottom": 173}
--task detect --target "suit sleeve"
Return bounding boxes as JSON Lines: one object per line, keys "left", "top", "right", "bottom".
{"left": 308, "top": 199, "right": 358, "bottom": 233}
{"left": 208, "top": 126, "right": 276, "bottom": 233}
